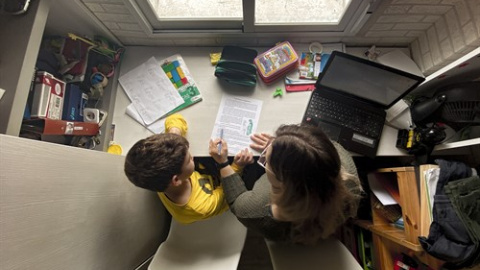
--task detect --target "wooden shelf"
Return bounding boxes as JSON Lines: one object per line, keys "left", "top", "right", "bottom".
{"left": 369, "top": 225, "right": 422, "bottom": 252}
{"left": 375, "top": 167, "right": 415, "bottom": 173}
{"left": 356, "top": 166, "right": 445, "bottom": 270}
{"left": 354, "top": 220, "right": 422, "bottom": 252}
{"left": 352, "top": 219, "right": 373, "bottom": 230}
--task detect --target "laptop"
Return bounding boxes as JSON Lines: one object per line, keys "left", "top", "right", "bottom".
{"left": 302, "top": 51, "right": 425, "bottom": 157}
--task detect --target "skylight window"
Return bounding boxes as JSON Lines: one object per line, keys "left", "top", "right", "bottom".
{"left": 255, "top": 0, "right": 352, "bottom": 25}
{"left": 147, "top": 0, "right": 243, "bottom": 20}
{"left": 135, "top": 0, "right": 369, "bottom": 34}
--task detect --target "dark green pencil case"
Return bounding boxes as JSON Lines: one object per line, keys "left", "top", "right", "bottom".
{"left": 214, "top": 46, "right": 258, "bottom": 87}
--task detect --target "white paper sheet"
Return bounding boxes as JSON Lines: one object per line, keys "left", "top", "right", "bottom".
{"left": 425, "top": 168, "right": 440, "bottom": 214}
{"left": 126, "top": 104, "right": 165, "bottom": 134}
{"left": 211, "top": 95, "right": 263, "bottom": 155}
{"left": 118, "top": 57, "right": 184, "bottom": 125}
{"left": 367, "top": 173, "right": 398, "bottom": 206}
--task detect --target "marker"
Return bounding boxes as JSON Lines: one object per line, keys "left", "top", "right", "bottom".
{"left": 218, "top": 128, "right": 223, "bottom": 155}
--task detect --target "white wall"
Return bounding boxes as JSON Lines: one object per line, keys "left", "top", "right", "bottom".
{"left": 44, "top": 0, "right": 120, "bottom": 44}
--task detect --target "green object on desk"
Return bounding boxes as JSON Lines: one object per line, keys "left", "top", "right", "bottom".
{"left": 214, "top": 46, "right": 258, "bottom": 87}
{"left": 273, "top": 88, "right": 283, "bottom": 97}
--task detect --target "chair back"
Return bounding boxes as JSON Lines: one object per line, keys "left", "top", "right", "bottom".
{"left": 265, "top": 238, "right": 362, "bottom": 270}
{"left": 148, "top": 210, "right": 247, "bottom": 270}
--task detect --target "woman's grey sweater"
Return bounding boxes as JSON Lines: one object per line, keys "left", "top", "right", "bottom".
{"left": 222, "top": 142, "right": 362, "bottom": 242}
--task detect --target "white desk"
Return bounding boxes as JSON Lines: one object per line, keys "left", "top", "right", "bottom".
{"left": 112, "top": 46, "right": 404, "bottom": 157}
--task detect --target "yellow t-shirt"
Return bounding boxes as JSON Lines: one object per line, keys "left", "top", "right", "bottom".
{"left": 159, "top": 171, "right": 229, "bottom": 224}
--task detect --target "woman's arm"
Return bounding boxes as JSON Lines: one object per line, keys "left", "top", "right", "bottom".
{"left": 208, "top": 138, "right": 268, "bottom": 218}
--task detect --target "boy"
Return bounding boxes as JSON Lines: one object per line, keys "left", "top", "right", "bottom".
{"left": 124, "top": 114, "right": 252, "bottom": 224}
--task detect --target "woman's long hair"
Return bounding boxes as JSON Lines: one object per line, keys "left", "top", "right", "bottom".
{"left": 269, "top": 124, "right": 360, "bottom": 245}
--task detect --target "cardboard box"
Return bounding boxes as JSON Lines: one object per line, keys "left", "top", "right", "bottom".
{"left": 30, "top": 71, "right": 65, "bottom": 120}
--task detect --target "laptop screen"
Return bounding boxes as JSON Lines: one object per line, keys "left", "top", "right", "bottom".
{"left": 317, "top": 51, "right": 424, "bottom": 108}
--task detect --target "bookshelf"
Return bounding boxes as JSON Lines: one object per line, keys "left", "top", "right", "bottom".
{"left": 355, "top": 166, "right": 444, "bottom": 270}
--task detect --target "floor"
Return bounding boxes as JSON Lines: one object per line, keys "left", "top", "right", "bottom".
{"left": 238, "top": 229, "right": 274, "bottom": 270}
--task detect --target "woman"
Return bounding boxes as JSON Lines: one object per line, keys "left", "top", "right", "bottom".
{"left": 209, "top": 124, "right": 363, "bottom": 245}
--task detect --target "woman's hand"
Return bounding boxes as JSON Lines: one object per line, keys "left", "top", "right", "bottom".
{"left": 209, "top": 138, "right": 228, "bottom": 164}
{"left": 250, "top": 132, "right": 274, "bottom": 152}
{"left": 233, "top": 148, "right": 254, "bottom": 168}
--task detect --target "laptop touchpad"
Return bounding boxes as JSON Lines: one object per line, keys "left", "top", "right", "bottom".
{"left": 317, "top": 121, "right": 341, "bottom": 141}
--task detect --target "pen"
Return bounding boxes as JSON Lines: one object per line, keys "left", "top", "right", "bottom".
{"left": 218, "top": 128, "right": 223, "bottom": 155}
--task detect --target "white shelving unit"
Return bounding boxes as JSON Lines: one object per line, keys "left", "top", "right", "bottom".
{"left": 435, "top": 138, "right": 480, "bottom": 151}
{"left": 413, "top": 47, "right": 480, "bottom": 98}
{"left": 392, "top": 47, "right": 480, "bottom": 156}
{"left": 423, "top": 48, "right": 480, "bottom": 155}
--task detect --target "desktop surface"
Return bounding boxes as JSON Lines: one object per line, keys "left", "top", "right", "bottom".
{"left": 112, "top": 46, "right": 405, "bottom": 157}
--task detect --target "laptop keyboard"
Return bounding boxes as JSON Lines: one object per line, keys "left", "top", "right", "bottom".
{"left": 305, "top": 93, "right": 384, "bottom": 138}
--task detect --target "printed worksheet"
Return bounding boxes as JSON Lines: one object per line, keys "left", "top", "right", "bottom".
{"left": 119, "top": 57, "right": 184, "bottom": 125}
{"left": 425, "top": 168, "right": 441, "bottom": 220}
{"left": 126, "top": 104, "right": 165, "bottom": 134}
{"left": 211, "top": 94, "right": 263, "bottom": 155}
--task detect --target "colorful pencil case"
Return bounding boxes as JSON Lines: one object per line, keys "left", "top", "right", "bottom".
{"left": 254, "top": 41, "right": 299, "bottom": 84}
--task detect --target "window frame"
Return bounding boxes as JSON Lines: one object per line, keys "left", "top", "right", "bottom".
{"left": 133, "top": 0, "right": 371, "bottom": 34}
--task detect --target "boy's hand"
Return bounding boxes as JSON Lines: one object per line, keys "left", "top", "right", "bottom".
{"left": 250, "top": 133, "right": 274, "bottom": 152}
{"left": 209, "top": 138, "right": 228, "bottom": 164}
{"left": 233, "top": 148, "right": 254, "bottom": 168}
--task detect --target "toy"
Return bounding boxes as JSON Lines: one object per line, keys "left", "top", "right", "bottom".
{"left": 273, "top": 88, "right": 283, "bottom": 97}
{"left": 162, "top": 60, "right": 189, "bottom": 89}
{"left": 88, "top": 72, "right": 108, "bottom": 100}
{"left": 210, "top": 52, "right": 221, "bottom": 65}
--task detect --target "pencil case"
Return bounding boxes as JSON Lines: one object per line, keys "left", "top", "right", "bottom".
{"left": 214, "top": 46, "right": 258, "bottom": 87}
{"left": 254, "top": 41, "right": 299, "bottom": 84}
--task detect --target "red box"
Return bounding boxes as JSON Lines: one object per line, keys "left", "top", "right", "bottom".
{"left": 30, "top": 71, "right": 65, "bottom": 120}
{"left": 21, "top": 119, "right": 99, "bottom": 136}
{"left": 254, "top": 41, "right": 299, "bottom": 84}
